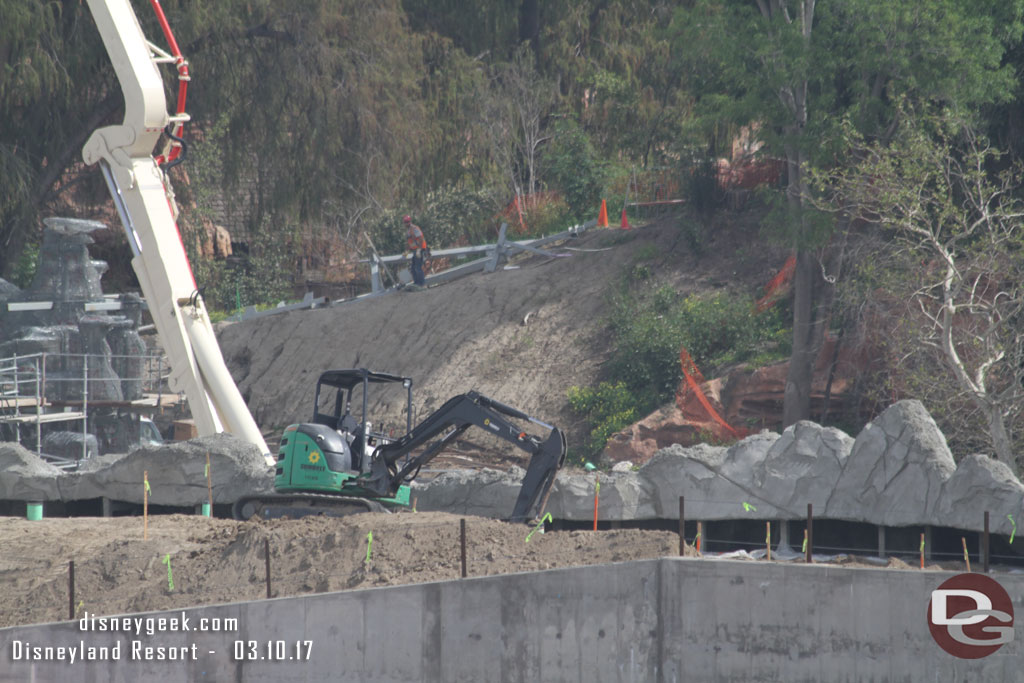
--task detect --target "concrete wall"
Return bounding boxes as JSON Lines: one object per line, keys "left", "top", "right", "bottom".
{"left": 1, "top": 559, "right": 1020, "bottom": 682}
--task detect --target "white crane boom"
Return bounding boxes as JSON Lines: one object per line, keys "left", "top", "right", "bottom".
{"left": 82, "top": 0, "right": 272, "bottom": 463}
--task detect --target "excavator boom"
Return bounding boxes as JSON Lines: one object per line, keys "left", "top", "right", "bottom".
{"left": 366, "top": 391, "right": 567, "bottom": 522}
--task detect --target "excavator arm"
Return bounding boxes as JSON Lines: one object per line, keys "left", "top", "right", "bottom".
{"left": 363, "top": 392, "right": 567, "bottom": 522}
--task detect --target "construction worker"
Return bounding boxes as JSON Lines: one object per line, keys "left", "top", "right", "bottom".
{"left": 403, "top": 215, "right": 428, "bottom": 287}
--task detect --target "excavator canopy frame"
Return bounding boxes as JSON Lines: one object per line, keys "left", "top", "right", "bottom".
{"left": 311, "top": 369, "right": 413, "bottom": 439}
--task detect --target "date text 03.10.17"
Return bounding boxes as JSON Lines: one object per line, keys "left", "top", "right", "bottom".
{"left": 232, "top": 640, "right": 313, "bottom": 662}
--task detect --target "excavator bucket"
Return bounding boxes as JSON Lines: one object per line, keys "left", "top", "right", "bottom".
{"left": 508, "top": 428, "right": 567, "bottom": 523}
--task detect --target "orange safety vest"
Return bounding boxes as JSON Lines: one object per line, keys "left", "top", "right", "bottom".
{"left": 406, "top": 224, "right": 427, "bottom": 251}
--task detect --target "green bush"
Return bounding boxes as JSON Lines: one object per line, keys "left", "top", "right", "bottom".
{"left": 608, "top": 288, "right": 789, "bottom": 405}
{"left": 516, "top": 196, "right": 574, "bottom": 238}
{"left": 567, "top": 382, "right": 639, "bottom": 462}
{"left": 544, "top": 119, "right": 608, "bottom": 219}
{"left": 366, "top": 186, "right": 501, "bottom": 254}
{"left": 569, "top": 285, "right": 791, "bottom": 458}
{"left": 191, "top": 216, "right": 294, "bottom": 313}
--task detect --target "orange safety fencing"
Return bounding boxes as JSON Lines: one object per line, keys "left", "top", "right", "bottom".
{"left": 754, "top": 253, "right": 796, "bottom": 313}
{"left": 675, "top": 348, "right": 749, "bottom": 440}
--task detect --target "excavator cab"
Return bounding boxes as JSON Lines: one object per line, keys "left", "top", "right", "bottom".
{"left": 308, "top": 368, "right": 413, "bottom": 470}
{"left": 272, "top": 370, "right": 413, "bottom": 497}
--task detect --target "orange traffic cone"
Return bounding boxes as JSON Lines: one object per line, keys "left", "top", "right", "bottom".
{"left": 620, "top": 208, "right": 631, "bottom": 229}
{"left": 597, "top": 199, "right": 609, "bottom": 227}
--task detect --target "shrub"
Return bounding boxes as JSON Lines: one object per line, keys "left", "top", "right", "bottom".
{"left": 569, "top": 284, "right": 791, "bottom": 458}
{"left": 544, "top": 119, "right": 608, "bottom": 219}
{"left": 365, "top": 186, "right": 501, "bottom": 255}
{"left": 566, "top": 382, "right": 640, "bottom": 462}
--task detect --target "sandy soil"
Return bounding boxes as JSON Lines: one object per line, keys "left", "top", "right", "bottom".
{"left": 1, "top": 511, "right": 964, "bottom": 630}
{"left": 0, "top": 512, "right": 695, "bottom": 629}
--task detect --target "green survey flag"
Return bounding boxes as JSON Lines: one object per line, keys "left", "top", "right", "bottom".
{"left": 162, "top": 554, "right": 174, "bottom": 591}
{"left": 526, "top": 513, "right": 553, "bottom": 543}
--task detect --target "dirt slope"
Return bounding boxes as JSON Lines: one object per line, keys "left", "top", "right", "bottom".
{"left": 217, "top": 214, "right": 786, "bottom": 456}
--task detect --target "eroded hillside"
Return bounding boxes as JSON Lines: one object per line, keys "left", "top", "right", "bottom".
{"left": 216, "top": 214, "right": 787, "bottom": 456}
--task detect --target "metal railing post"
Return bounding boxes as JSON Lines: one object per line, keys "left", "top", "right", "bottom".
{"left": 370, "top": 256, "right": 382, "bottom": 294}
{"left": 12, "top": 353, "right": 20, "bottom": 444}
{"left": 82, "top": 354, "right": 89, "bottom": 461}
{"left": 35, "top": 357, "right": 42, "bottom": 453}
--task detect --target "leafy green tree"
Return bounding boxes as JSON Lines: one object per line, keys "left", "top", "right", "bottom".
{"left": 0, "top": 1, "right": 116, "bottom": 273}
{"left": 544, "top": 119, "right": 606, "bottom": 218}
{"left": 539, "top": 1, "right": 688, "bottom": 168}
{"left": 669, "top": 0, "right": 1023, "bottom": 426}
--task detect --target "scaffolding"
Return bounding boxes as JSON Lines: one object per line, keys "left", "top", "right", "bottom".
{"left": 0, "top": 351, "right": 173, "bottom": 466}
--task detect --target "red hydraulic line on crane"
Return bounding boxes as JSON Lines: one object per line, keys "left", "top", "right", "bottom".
{"left": 148, "top": 0, "right": 190, "bottom": 166}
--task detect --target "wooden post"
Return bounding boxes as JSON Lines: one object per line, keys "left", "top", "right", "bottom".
{"left": 264, "top": 539, "right": 272, "bottom": 599}
{"left": 68, "top": 561, "right": 75, "bottom": 621}
{"left": 696, "top": 522, "right": 702, "bottom": 554}
{"left": 206, "top": 452, "right": 213, "bottom": 513}
{"left": 805, "top": 503, "right": 813, "bottom": 563}
{"left": 460, "top": 518, "right": 467, "bottom": 578}
{"left": 678, "top": 496, "right": 685, "bottom": 556}
{"left": 920, "top": 533, "right": 925, "bottom": 569}
{"left": 592, "top": 473, "right": 600, "bottom": 531}
{"left": 766, "top": 522, "right": 771, "bottom": 561}
{"left": 961, "top": 537, "right": 971, "bottom": 572}
{"left": 983, "top": 511, "right": 990, "bottom": 574}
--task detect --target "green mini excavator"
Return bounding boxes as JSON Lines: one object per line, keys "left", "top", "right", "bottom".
{"left": 233, "top": 369, "right": 567, "bottom": 523}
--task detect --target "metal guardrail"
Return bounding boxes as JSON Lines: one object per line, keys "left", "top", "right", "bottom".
{"left": 228, "top": 291, "right": 328, "bottom": 323}
{"left": 219, "top": 219, "right": 595, "bottom": 322}
{"left": 364, "top": 219, "right": 596, "bottom": 295}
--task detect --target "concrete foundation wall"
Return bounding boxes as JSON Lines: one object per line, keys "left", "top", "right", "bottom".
{"left": 1, "top": 559, "right": 1020, "bottom": 682}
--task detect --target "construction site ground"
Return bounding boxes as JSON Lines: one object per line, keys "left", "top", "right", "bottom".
{"left": 0, "top": 512, "right": 692, "bottom": 629}
{"left": 0, "top": 511, "right": 958, "bottom": 630}
{"left": 2, "top": 212, "right": 942, "bottom": 631}
{"left": 215, "top": 212, "right": 790, "bottom": 459}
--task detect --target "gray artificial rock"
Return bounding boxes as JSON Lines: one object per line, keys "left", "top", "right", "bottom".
{"left": 546, "top": 470, "right": 656, "bottom": 520}
{"left": 0, "top": 443, "right": 64, "bottom": 500}
{"left": 414, "top": 399, "right": 1024, "bottom": 537}
{"left": 937, "top": 454, "right": 1024, "bottom": 534}
{"left": 825, "top": 400, "right": 955, "bottom": 526}
{"left": 411, "top": 468, "right": 525, "bottom": 518}
{"left": 642, "top": 442, "right": 749, "bottom": 520}
{"left": 3, "top": 398, "right": 1024, "bottom": 540}
{"left": 754, "top": 421, "right": 852, "bottom": 517}
{"left": 59, "top": 434, "right": 273, "bottom": 505}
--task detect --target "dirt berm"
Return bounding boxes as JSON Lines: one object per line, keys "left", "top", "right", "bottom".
{"left": 0, "top": 512, "right": 693, "bottom": 629}
{"left": 216, "top": 216, "right": 786, "bottom": 456}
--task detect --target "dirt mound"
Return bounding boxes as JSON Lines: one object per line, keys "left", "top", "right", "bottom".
{"left": 0, "top": 513, "right": 692, "bottom": 629}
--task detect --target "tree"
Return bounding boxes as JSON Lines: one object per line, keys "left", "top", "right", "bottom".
{"left": 480, "top": 46, "right": 557, "bottom": 207}
{"left": 827, "top": 114, "right": 1024, "bottom": 465}
{"left": 0, "top": 0, "right": 492, "bottom": 297}
{"left": 670, "top": 0, "right": 1023, "bottom": 426}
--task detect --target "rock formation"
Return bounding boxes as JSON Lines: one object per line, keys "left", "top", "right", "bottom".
{"left": 1, "top": 399, "right": 1021, "bottom": 540}
{"left": 416, "top": 400, "right": 1024, "bottom": 536}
